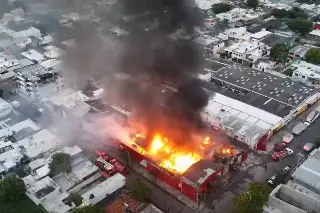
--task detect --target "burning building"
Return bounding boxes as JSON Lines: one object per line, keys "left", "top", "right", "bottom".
{"left": 116, "top": 127, "right": 247, "bottom": 203}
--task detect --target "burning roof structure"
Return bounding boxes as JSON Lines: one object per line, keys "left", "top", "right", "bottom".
{"left": 117, "top": 126, "right": 247, "bottom": 202}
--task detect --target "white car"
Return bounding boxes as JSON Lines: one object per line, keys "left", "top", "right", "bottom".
{"left": 285, "top": 148, "right": 294, "bottom": 156}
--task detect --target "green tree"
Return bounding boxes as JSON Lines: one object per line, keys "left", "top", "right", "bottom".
{"left": 247, "top": 0, "right": 259, "bottom": 9}
{"left": 305, "top": 48, "right": 320, "bottom": 64}
{"left": 131, "top": 180, "right": 152, "bottom": 202}
{"left": 296, "top": 0, "right": 320, "bottom": 4}
{"left": 0, "top": 174, "right": 26, "bottom": 201}
{"left": 212, "top": 3, "right": 232, "bottom": 14}
{"left": 288, "top": 7, "right": 308, "bottom": 19}
{"left": 271, "top": 9, "right": 288, "bottom": 18}
{"left": 270, "top": 44, "right": 288, "bottom": 63}
{"left": 234, "top": 193, "right": 252, "bottom": 213}
{"left": 49, "top": 152, "right": 72, "bottom": 176}
{"left": 283, "top": 68, "right": 293, "bottom": 76}
{"left": 73, "top": 205, "right": 104, "bottom": 213}
{"left": 288, "top": 18, "right": 312, "bottom": 35}
{"left": 234, "top": 183, "right": 271, "bottom": 213}
{"left": 68, "top": 193, "right": 83, "bottom": 206}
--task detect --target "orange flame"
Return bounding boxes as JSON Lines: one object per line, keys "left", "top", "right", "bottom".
{"left": 132, "top": 133, "right": 205, "bottom": 174}
{"left": 221, "top": 148, "right": 232, "bottom": 155}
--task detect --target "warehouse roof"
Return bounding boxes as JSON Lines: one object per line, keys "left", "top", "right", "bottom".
{"left": 291, "top": 148, "right": 320, "bottom": 191}
{"left": 206, "top": 64, "right": 318, "bottom": 117}
{"left": 183, "top": 159, "right": 223, "bottom": 185}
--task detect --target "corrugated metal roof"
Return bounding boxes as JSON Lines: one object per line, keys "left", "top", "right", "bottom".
{"left": 292, "top": 148, "right": 320, "bottom": 191}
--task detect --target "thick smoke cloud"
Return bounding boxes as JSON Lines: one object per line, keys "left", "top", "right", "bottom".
{"left": 66, "top": 0, "right": 210, "bottom": 148}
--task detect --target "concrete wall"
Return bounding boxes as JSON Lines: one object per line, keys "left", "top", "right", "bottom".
{"left": 279, "top": 185, "right": 320, "bottom": 213}
{"left": 264, "top": 184, "right": 307, "bottom": 213}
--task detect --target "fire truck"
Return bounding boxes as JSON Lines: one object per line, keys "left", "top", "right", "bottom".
{"left": 96, "top": 151, "right": 129, "bottom": 176}
{"left": 95, "top": 156, "right": 116, "bottom": 176}
{"left": 110, "top": 158, "right": 129, "bottom": 175}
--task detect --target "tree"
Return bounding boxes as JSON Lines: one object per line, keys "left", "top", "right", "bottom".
{"left": 131, "top": 180, "right": 152, "bottom": 202}
{"left": 73, "top": 205, "right": 104, "bottom": 213}
{"left": 0, "top": 174, "right": 26, "bottom": 201}
{"left": 212, "top": 3, "right": 232, "bottom": 14}
{"left": 234, "top": 193, "right": 252, "bottom": 213}
{"left": 234, "top": 183, "right": 271, "bottom": 213}
{"left": 49, "top": 152, "right": 72, "bottom": 176}
{"left": 271, "top": 9, "right": 288, "bottom": 18}
{"left": 305, "top": 48, "right": 320, "bottom": 64}
{"left": 283, "top": 68, "right": 293, "bottom": 77}
{"left": 247, "top": 0, "right": 259, "bottom": 9}
{"left": 288, "top": 18, "right": 312, "bottom": 35}
{"left": 68, "top": 193, "right": 83, "bottom": 206}
{"left": 288, "top": 7, "right": 308, "bottom": 19}
{"left": 296, "top": 0, "right": 320, "bottom": 4}
{"left": 270, "top": 44, "right": 288, "bottom": 63}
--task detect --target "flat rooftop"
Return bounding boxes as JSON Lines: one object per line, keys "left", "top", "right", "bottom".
{"left": 291, "top": 148, "right": 320, "bottom": 191}
{"left": 14, "top": 129, "right": 62, "bottom": 159}
{"left": 53, "top": 156, "right": 99, "bottom": 191}
{"left": 0, "top": 119, "right": 40, "bottom": 139}
{"left": 205, "top": 64, "right": 318, "bottom": 117}
{"left": 81, "top": 173, "right": 125, "bottom": 205}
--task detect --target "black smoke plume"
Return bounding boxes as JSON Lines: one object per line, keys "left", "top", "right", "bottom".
{"left": 68, "top": 0, "right": 210, "bottom": 147}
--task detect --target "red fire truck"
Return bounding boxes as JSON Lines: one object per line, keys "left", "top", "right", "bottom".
{"left": 110, "top": 158, "right": 128, "bottom": 175}
{"left": 95, "top": 156, "right": 116, "bottom": 176}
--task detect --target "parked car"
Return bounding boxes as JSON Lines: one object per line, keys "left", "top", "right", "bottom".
{"left": 282, "top": 165, "right": 292, "bottom": 175}
{"left": 267, "top": 174, "right": 278, "bottom": 185}
{"left": 292, "top": 122, "right": 307, "bottom": 136}
{"left": 305, "top": 110, "right": 320, "bottom": 126}
{"left": 274, "top": 142, "right": 286, "bottom": 151}
{"left": 303, "top": 142, "right": 315, "bottom": 153}
{"left": 283, "top": 133, "right": 294, "bottom": 144}
{"left": 285, "top": 148, "right": 294, "bottom": 156}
